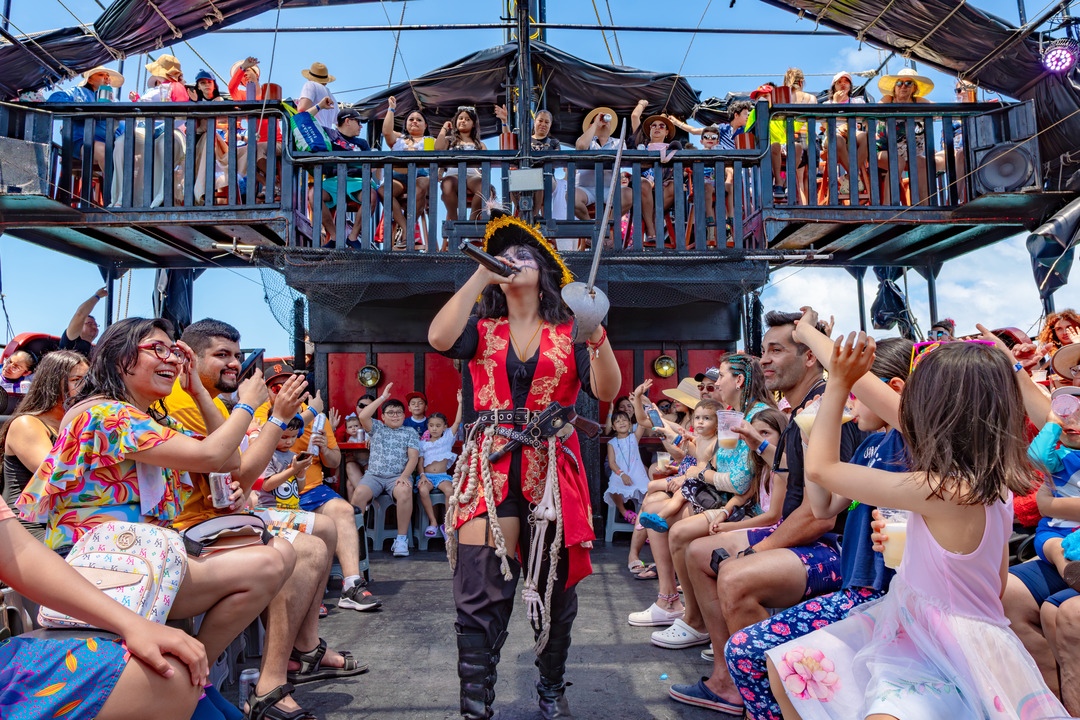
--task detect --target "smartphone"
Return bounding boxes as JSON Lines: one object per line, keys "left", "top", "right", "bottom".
{"left": 646, "top": 406, "right": 664, "bottom": 429}
{"left": 238, "top": 348, "right": 265, "bottom": 382}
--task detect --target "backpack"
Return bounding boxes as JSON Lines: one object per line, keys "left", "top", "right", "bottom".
{"left": 38, "top": 521, "right": 188, "bottom": 628}
{"left": 283, "top": 99, "right": 331, "bottom": 152}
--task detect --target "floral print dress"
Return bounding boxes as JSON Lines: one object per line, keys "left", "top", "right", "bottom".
{"left": 16, "top": 401, "right": 192, "bottom": 550}
{"left": 0, "top": 496, "right": 129, "bottom": 719}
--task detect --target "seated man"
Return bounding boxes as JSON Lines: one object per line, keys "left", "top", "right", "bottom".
{"left": 353, "top": 382, "right": 419, "bottom": 557}
{"left": 575, "top": 106, "right": 657, "bottom": 241}
{"left": 162, "top": 319, "right": 368, "bottom": 718}
{"left": 668, "top": 310, "right": 865, "bottom": 715}
{"left": 59, "top": 286, "right": 106, "bottom": 356}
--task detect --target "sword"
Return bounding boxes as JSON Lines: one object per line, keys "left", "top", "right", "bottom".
{"left": 561, "top": 124, "right": 624, "bottom": 342}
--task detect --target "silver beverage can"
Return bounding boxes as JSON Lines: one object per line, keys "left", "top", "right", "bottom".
{"left": 209, "top": 472, "right": 233, "bottom": 509}
{"left": 601, "top": 113, "right": 612, "bottom": 122}
{"left": 238, "top": 668, "right": 260, "bottom": 708}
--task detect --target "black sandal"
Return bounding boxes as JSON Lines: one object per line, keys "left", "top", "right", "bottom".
{"left": 245, "top": 682, "right": 315, "bottom": 720}
{"left": 287, "top": 637, "right": 368, "bottom": 685}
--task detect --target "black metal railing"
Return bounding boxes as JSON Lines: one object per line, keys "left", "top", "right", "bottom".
{"left": 0, "top": 98, "right": 1042, "bottom": 253}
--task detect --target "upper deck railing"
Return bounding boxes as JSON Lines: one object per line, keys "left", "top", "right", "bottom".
{"left": 0, "top": 97, "right": 1042, "bottom": 257}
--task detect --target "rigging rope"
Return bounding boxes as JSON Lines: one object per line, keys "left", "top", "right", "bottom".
{"left": 662, "top": 0, "right": 714, "bottom": 113}
{"left": 52, "top": 0, "right": 123, "bottom": 60}
{"left": 0, "top": 11, "right": 76, "bottom": 78}
{"left": 590, "top": 0, "right": 616, "bottom": 65}
{"left": 377, "top": 0, "right": 420, "bottom": 109}
{"left": 386, "top": 1, "right": 407, "bottom": 89}
{"left": 604, "top": 0, "right": 624, "bottom": 65}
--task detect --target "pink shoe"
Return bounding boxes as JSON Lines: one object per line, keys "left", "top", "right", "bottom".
{"left": 624, "top": 510, "right": 638, "bottom": 525}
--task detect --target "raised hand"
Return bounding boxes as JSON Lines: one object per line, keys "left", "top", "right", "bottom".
{"left": 829, "top": 332, "right": 876, "bottom": 389}
{"left": 328, "top": 407, "right": 342, "bottom": 432}
{"left": 271, "top": 373, "right": 309, "bottom": 423}
{"left": 380, "top": 382, "right": 394, "bottom": 401}
{"left": 237, "top": 370, "right": 269, "bottom": 409}
{"left": 307, "top": 389, "right": 325, "bottom": 415}
{"left": 387, "top": 95, "right": 397, "bottom": 111}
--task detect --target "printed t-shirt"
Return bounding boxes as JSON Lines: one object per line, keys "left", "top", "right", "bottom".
{"left": 17, "top": 401, "right": 191, "bottom": 549}
{"left": 367, "top": 419, "right": 420, "bottom": 477}
{"left": 403, "top": 415, "right": 428, "bottom": 437}
{"left": 254, "top": 402, "right": 338, "bottom": 492}
{"left": 161, "top": 381, "right": 233, "bottom": 529}
{"left": 256, "top": 448, "right": 301, "bottom": 509}
{"left": 840, "top": 429, "right": 906, "bottom": 591}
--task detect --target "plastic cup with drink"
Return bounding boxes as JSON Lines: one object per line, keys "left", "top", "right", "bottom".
{"left": 879, "top": 507, "right": 910, "bottom": 569}
{"left": 716, "top": 410, "right": 744, "bottom": 450}
{"left": 656, "top": 452, "right": 671, "bottom": 472}
{"left": 794, "top": 397, "right": 854, "bottom": 443}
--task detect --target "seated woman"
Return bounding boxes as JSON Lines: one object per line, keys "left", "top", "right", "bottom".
{"left": 228, "top": 57, "right": 260, "bottom": 100}
{"left": 0, "top": 491, "right": 208, "bottom": 719}
{"left": 436, "top": 106, "right": 489, "bottom": 221}
{"left": 631, "top": 100, "right": 682, "bottom": 226}
{"left": 382, "top": 95, "right": 432, "bottom": 246}
{"left": 821, "top": 71, "right": 870, "bottom": 199}
{"left": 496, "top": 105, "right": 561, "bottom": 218}
{"left": 934, "top": 80, "right": 977, "bottom": 203}
{"left": 876, "top": 68, "right": 934, "bottom": 205}
{"left": 1037, "top": 309, "right": 1080, "bottom": 386}
{"left": 47, "top": 66, "right": 125, "bottom": 189}
{"left": 0, "top": 349, "right": 87, "bottom": 541}
{"left": 17, "top": 318, "right": 294, "bottom": 720}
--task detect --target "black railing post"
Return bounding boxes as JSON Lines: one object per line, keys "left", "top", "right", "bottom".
{"left": 756, "top": 98, "right": 773, "bottom": 210}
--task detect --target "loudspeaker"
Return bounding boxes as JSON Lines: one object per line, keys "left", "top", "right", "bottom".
{"left": 966, "top": 101, "right": 1041, "bottom": 195}
{"left": 0, "top": 136, "right": 50, "bottom": 196}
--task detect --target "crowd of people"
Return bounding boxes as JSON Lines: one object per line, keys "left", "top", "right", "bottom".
{"left": 4, "top": 264, "right": 1080, "bottom": 719}
{"left": 33, "top": 57, "right": 986, "bottom": 250}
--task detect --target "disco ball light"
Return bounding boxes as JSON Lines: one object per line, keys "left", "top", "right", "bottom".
{"left": 1043, "top": 38, "right": 1080, "bottom": 73}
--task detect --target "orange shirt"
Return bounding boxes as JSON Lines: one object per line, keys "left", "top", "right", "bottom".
{"left": 162, "top": 381, "right": 231, "bottom": 530}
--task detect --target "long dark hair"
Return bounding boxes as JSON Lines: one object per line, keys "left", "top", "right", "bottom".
{"left": 450, "top": 108, "right": 482, "bottom": 147}
{"left": 475, "top": 247, "right": 572, "bottom": 325}
{"left": 745, "top": 408, "right": 788, "bottom": 503}
{"left": 73, "top": 317, "right": 176, "bottom": 420}
{"left": 722, "top": 353, "right": 776, "bottom": 414}
{"left": 0, "top": 350, "right": 87, "bottom": 455}
{"left": 899, "top": 342, "right": 1035, "bottom": 505}
{"left": 403, "top": 110, "right": 429, "bottom": 138}
{"left": 871, "top": 337, "right": 913, "bottom": 381}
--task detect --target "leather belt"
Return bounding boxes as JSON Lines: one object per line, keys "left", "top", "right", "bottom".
{"left": 476, "top": 408, "right": 537, "bottom": 426}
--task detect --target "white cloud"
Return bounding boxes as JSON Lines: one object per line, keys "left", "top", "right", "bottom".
{"left": 759, "top": 235, "right": 1057, "bottom": 343}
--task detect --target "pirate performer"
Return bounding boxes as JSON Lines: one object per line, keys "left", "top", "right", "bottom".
{"left": 428, "top": 210, "right": 620, "bottom": 719}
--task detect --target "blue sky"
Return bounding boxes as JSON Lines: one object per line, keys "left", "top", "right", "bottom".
{"left": 1, "top": 0, "right": 1063, "bottom": 351}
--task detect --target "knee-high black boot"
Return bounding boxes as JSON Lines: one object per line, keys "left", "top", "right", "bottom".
{"left": 534, "top": 577, "right": 578, "bottom": 719}
{"left": 454, "top": 544, "right": 520, "bottom": 719}
{"left": 457, "top": 629, "right": 507, "bottom": 720}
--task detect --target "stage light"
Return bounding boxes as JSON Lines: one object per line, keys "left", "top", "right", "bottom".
{"left": 1042, "top": 38, "right": 1080, "bottom": 73}
{"left": 653, "top": 354, "right": 676, "bottom": 378}
{"left": 357, "top": 364, "right": 382, "bottom": 387}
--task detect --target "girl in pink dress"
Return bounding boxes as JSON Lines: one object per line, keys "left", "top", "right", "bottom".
{"left": 766, "top": 333, "right": 1067, "bottom": 720}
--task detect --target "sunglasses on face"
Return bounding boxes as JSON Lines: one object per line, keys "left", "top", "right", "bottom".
{"left": 895, "top": 80, "right": 915, "bottom": 88}
{"left": 138, "top": 341, "right": 184, "bottom": 362}
{"left": 698, "top": 383, "right": 716, "bottom": 393}
{"left": 928, "top": 330, "right": 950, "bottom": 339}
{"left": 657, "top": 403, "right": 672, "bottom": 411}
{"left": 650, "top": 122, "right": 668, "bottom": 129}
{"left": 702, "top": 134, "right": 719, "bottom": 141}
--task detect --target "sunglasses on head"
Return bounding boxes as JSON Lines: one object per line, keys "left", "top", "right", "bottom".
{"left": 457, "top": 106, "right": 476, "bottom": 113}
{"left": 909, "top": 339, "right": 995, "bottom": 373}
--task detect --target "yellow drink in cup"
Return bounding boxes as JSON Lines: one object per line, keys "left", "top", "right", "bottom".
{"left": 716, "top": 410, "right": 744, "bottom": 450}
{"left": 880, "top": 508, "right": 910, "bottom": 569}
{"left": 657, "top": 452, "right": 671, "bottom": 471}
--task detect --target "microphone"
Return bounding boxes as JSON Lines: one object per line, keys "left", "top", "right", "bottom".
{"left": 459, "top": 241, "right": 516, "bottom": 278}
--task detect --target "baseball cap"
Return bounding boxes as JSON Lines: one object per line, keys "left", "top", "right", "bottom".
{"left": 694, "top": 367, "right": 720, "bottom": 383}
{"left": 337, "top": 108, "right": 361, "bottom": 125}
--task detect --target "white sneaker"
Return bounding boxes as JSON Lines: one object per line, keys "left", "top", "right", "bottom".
{"left": 391, "top": 536, "right": 409, "bottom": 557}
{"left": 651, "top": 619, "right": 711, "bottom": 649}
{"left": 628, "top": 602, "right": 684, "bottom": 627}
{"left": 701, "top": 643, "right": 714, "bottom": 661}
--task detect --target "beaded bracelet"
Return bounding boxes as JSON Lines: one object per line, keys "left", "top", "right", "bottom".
{"left": 234, "top": 403, "right": 255, "bottom": 417}
{"left": 586, "top": 326, "right": 608, "bottom": 359}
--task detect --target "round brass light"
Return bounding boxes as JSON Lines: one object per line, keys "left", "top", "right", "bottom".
{"left": 357, "top": 365, "right": 382, "bottom": 387}
{"left": 653, "top": 354, "right": 676, "bottom": 378}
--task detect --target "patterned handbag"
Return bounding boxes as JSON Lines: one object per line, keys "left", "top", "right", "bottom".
{"left": 38, "top": 521, "right": 188, "bottom": 628}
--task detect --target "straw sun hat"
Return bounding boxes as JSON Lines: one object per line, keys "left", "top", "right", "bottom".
{"left": 878, "top": 68, "right": 934, "bottom": 98}
{"left": 642, "top": 114, "right": 675, "bottom": 141}
{"left": 662, "top": 378, "right": 701, "bottom": 410}
{"left": 80, "top": 66, "right": 124, "bottom": 88}
{"left": 301, "top": 62, "right": 335, "bottom": 84}
{"left": 582, "top": 106, "right": 618, "bottom": 133}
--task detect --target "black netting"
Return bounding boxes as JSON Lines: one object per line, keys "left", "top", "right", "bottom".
{"left": 252, "top": 248, "right": 769, "bottom": 315}
{"left": 258, "top": 266, "right": 309, "bottom": 343}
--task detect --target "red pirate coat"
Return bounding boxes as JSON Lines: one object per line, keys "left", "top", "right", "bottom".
{"left": 455, "top": 317, "right": 594, "bottom": 587}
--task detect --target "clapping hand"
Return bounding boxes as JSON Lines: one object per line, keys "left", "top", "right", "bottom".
{"left": 829, "top": 332, "right": 876, "bottom": 390}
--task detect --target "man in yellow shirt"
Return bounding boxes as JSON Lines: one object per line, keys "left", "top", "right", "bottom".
{"left": 165, "top": 319, "right": 370, "bottom": 718}
{"left": 256, "top": 364, "right": 368, "bottom": 607}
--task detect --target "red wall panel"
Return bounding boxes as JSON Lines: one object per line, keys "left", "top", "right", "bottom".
{"left": 327, "top": 352, "right": 367, "bottom": 417}
{"left": 424, "top": 353, "right": 461, "bottom": 420}
{"left": 376, "top": 352, "right": 416, "bottom": 416}
{"left": 687, "top": 349, "right": 731, "bottom": 378}
{"left": 599, "top": 349, "right": 636, "bottom": 420}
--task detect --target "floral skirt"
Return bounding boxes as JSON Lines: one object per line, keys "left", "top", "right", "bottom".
{"left": 0, "top": 634, "right": 127, "bottom": 719}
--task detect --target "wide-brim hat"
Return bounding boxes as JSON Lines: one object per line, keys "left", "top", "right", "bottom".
{"left": 231, "top": 60, "right": 260, "bottom": 79}
{"left": 481, "top": 210, "right": 574, "bottom": 288}
{"left": 643, "top": 114, "right": 675, "bottom": 142}
{"left": 662, "top": 378, "right": 701, "bottom": 410}
{"left": 80, "top": 66, "right": 124, "bottom": 88}
{"left": 878, "top": 68, "right": 934, "bottom": 98}
{"left": 146, "top": 75, "right": 167, "bottom": 89}
{"left": 831, "top": 71, "right": 854, "bottom": 89}
{"left": 145, "top": 54, "right": 182, "bottom": 78}
{"left": 582, "top": 107, "right": 618, "bottom": 133}
{"left": 1052, "top": 342, "right": 1080, "bottom": 379}
{"left": 302, "top": 62, "right": 335, "bottom": 84}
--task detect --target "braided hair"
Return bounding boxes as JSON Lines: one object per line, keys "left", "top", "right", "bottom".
{"left": 722, "top": 353, "right": 776, "bottom": 415}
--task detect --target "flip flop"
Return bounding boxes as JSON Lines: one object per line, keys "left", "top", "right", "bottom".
{"left": 635, "top": 568, "right": 659, "bottom": 580}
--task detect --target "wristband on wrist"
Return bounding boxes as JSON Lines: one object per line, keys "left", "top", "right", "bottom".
{"left": 756, "top": 439, "right": 770, "bottom": 455}
{"left": 266, "top": 416, "right": 289, "bottom": 432}
{"left": 234, "top": 403, "right": 255, "bottom": 417}
{"left": 672, "top": 435, "right": 683, "bottom": 447}
{"left": 1013, "top": 362, "right": 1024, "bottom": 374}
